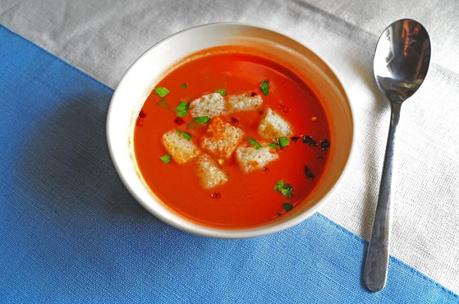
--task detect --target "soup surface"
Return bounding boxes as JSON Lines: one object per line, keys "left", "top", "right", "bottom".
{"left": 134, "top": 47, "right": 331, "bottom": 228}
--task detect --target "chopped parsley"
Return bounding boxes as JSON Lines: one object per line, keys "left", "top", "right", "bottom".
{"left": 248, "top": 137, "right": 262, "bottom": 149}
{"left": 176, "top": 101, "right": 189, "bottom": 117}
{"left": 279, "top": 137, "right": 289, "bottom": 148}
{"left": 154, "top": 86, "right": 170, "bottom": 97}
{"left": 268, "top": 142, "right": 280, "bottom": 149}
{"left": 260, "top": 80, "right": 270, "bottom": 96}
{"left": 177, "top": 130, "right": 192, "bottom": 141}
{"left": 268, "top": 137, "right": 289, "bottom": 149}
{"left": 180, "top": 83, "right": 188, "bottom": 89}
{"left": 215, "top": 89, "right": 227, "bottom": 96}
{"left": 159, "top": 154, "right": 171, "bottom": 164}
{"left": 193, "top": 116, "right": 210, "bottom": 124}
{"left": 283, "top": 203, "right": 293, "bottom": 212}
{"left": 274, "top": 180, "right": 293, "bottom": 198}
{"left": 274, "top": 180, "right": 284, "bottom": 192}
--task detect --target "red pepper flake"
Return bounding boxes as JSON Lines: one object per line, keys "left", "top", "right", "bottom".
{"left": 139, "top": 110, "right": 146, "bottom": 118}
{"left": 210, "top": 192, "right": 221, "bottom": 199}
{"left": 291, "top": 136, "right": 301, "bottom": 143}
{"left": 136, "top": 118, "right": 144, "bottom": 126}
{"left": 317, "top": 155, "right": 324, "bottom": 160}
{"left": 280, "top": 103, "right": 289, "bottom": 113}
{"left": 230, "top": 117, "right": 239, "bottom": 126}
{"left": 174, "top": 117, "right": 185, "bottom": 125}
{"left": 250, "top": 92, "right": 257, "bottom": 97}
{"left": 258, "top": 110, "right": 263, "bottom": 116}
{"left": 263, "top": 167, "right": 269, "bottom": 172}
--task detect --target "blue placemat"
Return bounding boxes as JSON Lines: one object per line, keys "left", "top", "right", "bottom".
{"left": 0, "top": 25, "right": 457, "bottom": 303}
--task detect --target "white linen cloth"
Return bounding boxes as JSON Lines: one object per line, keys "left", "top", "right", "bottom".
{"left": 1, "top": 0, "right": 458, "bottom": 292}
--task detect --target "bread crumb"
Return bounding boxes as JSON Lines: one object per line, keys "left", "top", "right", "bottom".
{"left": 227, "top": 93, "right": 263, "bottom": 113}
{"left": 235, "top": 145, "right": 279, "bottom": 173}
{"left": 189, "top": 93, "right": 226, "bottom": 118}
{"left": 258, "top": 108, "right": 292, "bottom": 140}
{"left": 161, "top": 130, "right": 200, "bottom": 164}
{"left": 196, "top": 154, "right": 228, "bottom": 189}
{"left": 201, "top": 117, "right": 244, "bottom": 159}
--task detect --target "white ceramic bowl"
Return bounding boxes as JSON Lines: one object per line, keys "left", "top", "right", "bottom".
{"left": 107, "top": 23, "right": 353, "bottom": 238}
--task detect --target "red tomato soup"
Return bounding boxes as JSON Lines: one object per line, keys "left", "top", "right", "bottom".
{"left": 134, "top": 47, "right": 331, "bottom": 229}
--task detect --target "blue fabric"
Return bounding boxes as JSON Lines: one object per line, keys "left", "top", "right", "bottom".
{"left": 0, "top": 25, "right": 457, "bottom": 304}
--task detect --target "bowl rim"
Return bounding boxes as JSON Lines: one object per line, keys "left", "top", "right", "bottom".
{"left": 106, "top": 22, "right": 356, "bottom": 238}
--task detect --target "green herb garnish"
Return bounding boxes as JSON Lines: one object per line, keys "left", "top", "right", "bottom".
{"left": 274, "top": 180, "right": 293, "bottom": 198}
{"left": 268, "top": 142, "right": 280, "bottom": 149}
{"left": 269, "top": 137, "right": 289, "bottom": 149}
{"left": 177, "top": 130, "right": 192, "bottom": 141}
{"left": 260, "top": 80, "right": 270, "bottom": 96}
{"left": 159, "top": 154, "right": 171, "bottom": 164}
{"left": 280, "top": 185, "right": 293, "bottom": 198}
{"left": 193, "top": 116, "right": 210, "bottom": 124}
{"left": 154, "top": 86, "right": 170, "bottom": 97}
{"left": 176, "top": 101, "right": 189, "bottom": 117}
{"left": 248, "top": 137, "right": 262, "bottom": 149}
{"left": 215, "top": 89, "right": 227, "bottom": 96}
{"left": 275, "top": 180, "right": 285, "bottom": 192}
{"left": 279, "top": 137, "right": 289, "bottom": 148}
{"left": 180, "top": 83, "right": 188, "bottom": 89}
{"left": 283, "top": 203, "right": 293, "bottom": 212}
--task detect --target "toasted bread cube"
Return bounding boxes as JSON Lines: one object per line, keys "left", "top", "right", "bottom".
{"left": 196, "top": 154, "right": 228, "bottom": 189}
{"left": 189, "top": 93, "right": 226, "bottom": 118}
{"left": 201, "top": 117, "right": 244, "bottom": 160}
{"left": 258, "top": 108, "right": 292, "bottom": 140}
{"left": 161, "top": 130, "right": 200, "bottom": 164}
{"left": 227, "top": 93, "right": 263, "bottom": 113}
{"left": 235, "top": 146, "right": 279, "bottom": 173}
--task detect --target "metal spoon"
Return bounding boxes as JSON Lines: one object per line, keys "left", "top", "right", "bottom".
{"left": 363, "top": 19, "right": 431, "bottom": 292}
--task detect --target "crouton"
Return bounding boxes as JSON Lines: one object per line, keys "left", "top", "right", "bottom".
{"left": 258, "top": 108, "right": 292, "bottom": 140}
{"left": 201, "top": 117, "right": 244, "bottom": 160}
{"left": 235, "top": 145, "right": 279, "bottom": 173}
{"left": 161, "top": 130, "right": 200, "bottom": 164}
{"left": 227, "top": 93, "right": 263, "bottom": 113}
{"left": 196, "top": 154, "right": 228, "bottom": 189}
{"left": 189, "top": 93, "right": 226, "bottom": 118}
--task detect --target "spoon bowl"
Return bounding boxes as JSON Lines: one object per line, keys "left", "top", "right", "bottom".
{"left": 363, "top": 19, "right": 431, "bottom": 292}
{"left": 373, "top": 19, "right": 431, "bottom": 103}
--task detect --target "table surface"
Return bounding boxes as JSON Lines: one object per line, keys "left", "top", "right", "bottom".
{"left": 1, "top": 0, "right": 458, "bottom": 298}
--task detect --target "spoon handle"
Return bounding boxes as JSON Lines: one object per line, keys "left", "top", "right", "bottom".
{"left": 363, "top": 102, "right": 401, "bottom": 292}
